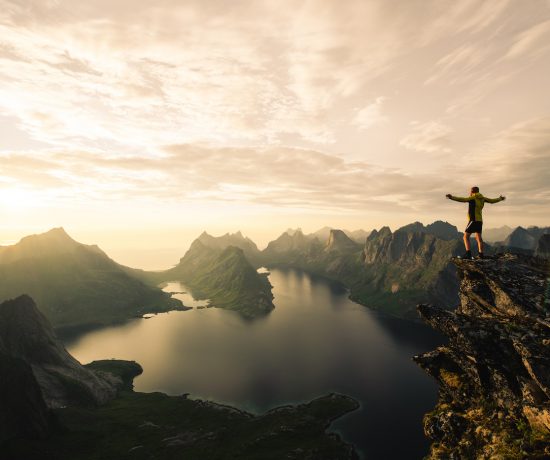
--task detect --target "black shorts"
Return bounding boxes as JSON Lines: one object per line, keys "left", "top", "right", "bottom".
{"left": 465, "top": 221, "right": 483, "bottom": 234}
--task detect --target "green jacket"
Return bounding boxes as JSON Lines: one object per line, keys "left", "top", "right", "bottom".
{"left": 449, "top": 192, "right": 504, "bottom": 221}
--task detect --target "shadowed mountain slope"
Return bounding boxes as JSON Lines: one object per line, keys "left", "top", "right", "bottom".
{"left": 0, "top": 228, "right": 182, "bottom": 329}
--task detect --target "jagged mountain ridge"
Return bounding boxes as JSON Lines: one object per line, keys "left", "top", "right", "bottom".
{"left": 503, "top": 226, "right": 550, "bottom": 250}
{"left": 0, "top": 228, "right": 182, "bottom": 329}
{"left": 258, "top": 221, "right": 462, "bottom": 318}
{"left": 196, "top": 230, "right": 262, "bottom": 265}
{"left": 415, "top": 254, "right": 550, "bottom": 458}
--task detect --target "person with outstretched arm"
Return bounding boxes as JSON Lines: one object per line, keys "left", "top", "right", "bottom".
{"left": 446, "top": 186, "right": 505, "bottom": 259}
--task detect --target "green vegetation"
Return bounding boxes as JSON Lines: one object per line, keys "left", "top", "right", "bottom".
{"left": 3, "top": 390, "right": 359, "bottom": 460}
{"left": 157, "top": 242, "right": 274, "bottom": 318}
{"left": 0, "top": 229, "right": 183, "bottom": 329}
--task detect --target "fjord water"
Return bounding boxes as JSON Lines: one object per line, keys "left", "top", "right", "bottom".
{"left": 64, "top": 268, "right": 442, "bottom": 459}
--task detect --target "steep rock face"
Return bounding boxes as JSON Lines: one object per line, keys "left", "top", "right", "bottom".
{"left": 0, "top": 352, "right": 52, "bottom": 444}
{"left": 358, "top": 227, "right": 462, "bottom": 315}
{"left": 0, "top": 295, "right": 120, "bottom": 408}
{"left": 325, "top": 229, "right": 361, "bottom": 254}
{"left": 260, "top": 222, "right": 464, "bottom": 318}
{"left": 415, "top": 254, "right": 550, "bottom": 459}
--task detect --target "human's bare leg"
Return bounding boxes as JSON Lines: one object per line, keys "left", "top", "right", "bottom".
{"left": 463, "top": 232, "right": 471, "bottom": 251}
{"left": 475, "top": 233, "right": 484, "bottom": 253}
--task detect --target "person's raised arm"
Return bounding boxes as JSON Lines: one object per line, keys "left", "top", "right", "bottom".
{"left": 485, "top": 195, "right": 506, "bottom": 204}
{"left": 446, "top": 194, "right": 474, "bottom": 202}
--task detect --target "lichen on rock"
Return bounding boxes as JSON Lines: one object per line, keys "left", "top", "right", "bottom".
{"left": 414, "top": 253, "right": 550, "bottom": 459}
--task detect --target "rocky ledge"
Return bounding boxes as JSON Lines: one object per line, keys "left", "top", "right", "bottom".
{"left": 414, "top": 253, "right": 550, "bottom": 459}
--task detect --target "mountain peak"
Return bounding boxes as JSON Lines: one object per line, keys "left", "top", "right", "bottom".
{"left": 325, "top": 229, "right": 359, "bottom": 253}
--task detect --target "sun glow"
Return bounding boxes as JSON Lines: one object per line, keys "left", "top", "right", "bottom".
{"left": 0, "top": 187, "right": 40, "bottom": 210}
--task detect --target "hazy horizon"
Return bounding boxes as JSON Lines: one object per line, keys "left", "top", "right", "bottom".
{"left": 0, "top": 219, "right": 534, "bottom": 271}
{"left": 2, "top": 1, "right": 549, "bottom": 266}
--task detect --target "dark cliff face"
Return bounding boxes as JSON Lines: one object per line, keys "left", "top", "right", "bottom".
{"left": 360, "top": 226, "right": 462, "bottom": 315}
{"left": 415, "top": 254, "right": 550, "bottom": 459}
{"left": 0, "top": 295, "right": 121, "bottom": 409}
{"left": 0, "top": 353, "right": 52, "bottom": 444}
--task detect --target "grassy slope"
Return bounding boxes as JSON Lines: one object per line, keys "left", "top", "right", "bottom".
{"left": 155, "top": 244, "right": 274, "bottom": 318}
{"left": 3, "top": 359, "right": 359, "bottom": 460}
{"left": 0, "top": 239, "right": 182, "bottom": 329}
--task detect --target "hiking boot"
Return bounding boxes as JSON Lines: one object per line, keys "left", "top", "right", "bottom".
{"left": 476, "top": 253, "right": 485, "bottom": 260}
{"left": 458, "top": 251, "right": 473, "bottom": 260}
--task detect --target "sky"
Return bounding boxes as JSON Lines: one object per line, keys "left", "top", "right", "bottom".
{"left": 1, "top": 0, "right": 549, "bottom": 268}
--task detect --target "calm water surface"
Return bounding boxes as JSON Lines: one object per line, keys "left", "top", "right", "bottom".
{"left": 64, "top": 268, "right": 443, "bottom": 459}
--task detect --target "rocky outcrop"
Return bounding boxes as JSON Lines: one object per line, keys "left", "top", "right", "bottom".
{"left": 0, "top": 295, "right": 121, "bottom": 408}
{"left": 415, "top": 254, "right": 550, "bottom": 459}
{"left": 358, "top": 226, "right": 462, "bottom": 316}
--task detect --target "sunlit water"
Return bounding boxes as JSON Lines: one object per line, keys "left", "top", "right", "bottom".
{"left": 64, "top": 268, "right": 443, "bottom": 459}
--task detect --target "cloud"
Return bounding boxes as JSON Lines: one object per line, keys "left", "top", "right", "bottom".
{"left": 400, "top": 121, "right": 453, "bottom": 153}
{"left": 464, "top": 117, "right": 550, "bottom": 201}
{"left": 505, "top": 19, "right": 550, "bottom": 60}
{"left": 0, "top": 0, "right": 543, "bottom": 151}
{"left": 2, "top": 117, "right": 549, "bottom": 224}
{"left": 0, "top": 144, "right": 448, "bottom": 213}
{"left": 352, "top": 97, "right": 388, "bottom": 130}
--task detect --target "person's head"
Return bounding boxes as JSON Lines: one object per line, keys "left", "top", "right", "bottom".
{"left": 470, "top": 186, "right": 479, "bottom": 195}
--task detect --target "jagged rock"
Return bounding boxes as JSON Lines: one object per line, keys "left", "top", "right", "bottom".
{"left": 415, "top": 253, "right": 550, "bottom": 459}
{"left": 0, "top": 295, "right": 120, "bottom": 408}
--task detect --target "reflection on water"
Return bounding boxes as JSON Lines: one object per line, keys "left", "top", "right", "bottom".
{"left": 64, "top": 268, "right": 443, "bottom": 460}
{"left": 160, "top": 281, "right": 210, "bottom": 308}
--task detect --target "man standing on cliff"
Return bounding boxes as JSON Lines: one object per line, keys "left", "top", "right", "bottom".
{"left": 446, "top": 187, "right": 505, "bottom": 259}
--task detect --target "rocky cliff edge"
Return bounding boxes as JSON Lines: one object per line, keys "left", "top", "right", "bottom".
{"left": 414, "top": 253, "right": 550, "bottom": 459}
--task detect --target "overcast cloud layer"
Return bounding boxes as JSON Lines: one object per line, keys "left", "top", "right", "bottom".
{"left": 1, "top": 0, "right": 549, "bottom": 249}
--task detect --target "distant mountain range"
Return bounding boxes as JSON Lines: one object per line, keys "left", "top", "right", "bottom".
{"left": 1, "top": 223, "right": 547, "bottom": 326}
{"left": 256, "top": 221, "right": 463, "bottom": 318}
